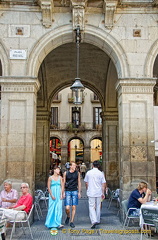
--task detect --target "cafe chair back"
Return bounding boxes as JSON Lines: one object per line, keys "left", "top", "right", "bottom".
{"left": 107, "top": 188, "right": 120, "bottom": 209}
{"left": 121, "top": 199, "right": 140, "bottom": 227}
{"left": 0, "top": 214, "right": 7, "bottom": 240}
{"left": 35, "top": 189, "right": 49, "bottom": 209}
{"left": 9, "top": 204, "right": 34, "bottom": 240}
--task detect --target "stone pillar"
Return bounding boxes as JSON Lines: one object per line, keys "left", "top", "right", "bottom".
{"left": 84, "top": 145, "right": 91, "bottom": 167}
{"left": 116, "top": 78, "right": 156, "bottom": 199}
{"left": 101, "top": 112, "right": 106, "bottom": 174}
{"left": 0, "top": 77, "right": 40, "bottom": 190}
{"left": 101, "top": 111, "right": 119, "bottom": 189}
{"left": 61, "top": 145, "right": 68, "bottom": 165}
{"left": 36, "top": 110, "right": 50, "bottom": 190}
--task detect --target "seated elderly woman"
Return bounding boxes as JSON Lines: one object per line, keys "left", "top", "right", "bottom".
{"left": 127, "top": 181, "right": 152, "bottom": 216}
{"left": 0, "top": 182, "right": 33, "bottom": 221}
{"left": 0, "top": 180, "right": 18, "bottom": 208}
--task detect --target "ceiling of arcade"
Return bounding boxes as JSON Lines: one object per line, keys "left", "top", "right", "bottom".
{"left": 37, "top": 42, "right": 118, "bottom": 111}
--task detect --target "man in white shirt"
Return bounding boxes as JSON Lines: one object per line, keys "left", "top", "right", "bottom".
{"left": 84, "top": 161, "right": 106, "bottom": 229}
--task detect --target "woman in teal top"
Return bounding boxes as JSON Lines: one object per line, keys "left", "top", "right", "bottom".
{"left": 45, "top": 166, "right": 64, "bottom": 229}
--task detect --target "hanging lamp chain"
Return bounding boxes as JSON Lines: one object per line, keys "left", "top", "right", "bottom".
{"left": 76, "top": 26, "right": 81, "bottom": 78}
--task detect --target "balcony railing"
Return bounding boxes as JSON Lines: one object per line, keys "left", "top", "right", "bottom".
{"left": 50, "top": 124, "right": 59, "bottom": 130}
{"left": 50, "top": 122, "right": 102, "bottom": 132}
{"left": 66, "top": 122, "right": 85, "bottom": 133}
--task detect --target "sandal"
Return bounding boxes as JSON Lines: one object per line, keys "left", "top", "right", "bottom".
{"left": 57, "top": 225, "right": 64, "bottom": 229}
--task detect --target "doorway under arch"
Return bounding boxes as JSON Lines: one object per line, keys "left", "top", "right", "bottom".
{"left": 90, "top": 137, "right": 102, "bottom": 163}
{"left": 49, "top": 137, "right": 61, "bottom": 169}
{"left": 68, "top": 138, "right": 84, "bottom": 164}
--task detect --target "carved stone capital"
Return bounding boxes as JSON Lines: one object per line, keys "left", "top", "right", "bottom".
{"left": 39, "top": 0, "right": 54, "bottom": 28}
{"left": 116, "top": 78, "right": 156, "bottom": 95}
{"left": 103, "top": 0, "right": 118, "bottom": 29}
{"left": 71, "top": 0, "right": 87, "bottom": 30}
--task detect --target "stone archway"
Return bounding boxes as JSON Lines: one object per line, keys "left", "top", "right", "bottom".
{"left": 27, "top": 25, "right": 129, "bottom": 79}
{"left": 144, "top": 39, "right": 158, "bottom": 78}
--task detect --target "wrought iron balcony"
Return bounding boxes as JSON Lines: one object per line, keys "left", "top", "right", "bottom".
{"left": 66, "top": 122, "right": 85, "bottom": 133}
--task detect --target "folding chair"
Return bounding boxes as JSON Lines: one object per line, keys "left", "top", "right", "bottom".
{"left": 121, "top": 199, "right": 140, "bottom": 228}
{"left": 35, "top": 189, "right": 49, "bottom": 209}
{"left": 9, "top": 204, "right": 34, "bottom": 240}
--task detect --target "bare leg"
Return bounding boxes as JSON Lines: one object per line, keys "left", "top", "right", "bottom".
{"left": 65, "top": 205, "right": 70, "bottom": 218}
{"left": 71, "top": 205, "right": 76, "bottom": 223}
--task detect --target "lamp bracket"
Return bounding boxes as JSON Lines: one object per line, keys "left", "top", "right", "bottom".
{"left": 71, "top": 0, "right": 86, "bottom": 30}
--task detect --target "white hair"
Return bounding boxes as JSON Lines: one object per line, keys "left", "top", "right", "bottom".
{"left": 21, "top": 182, "right": 29, "bottom": 188}
{"left": 4, "top": 179, "right": 12, "bottom": 186}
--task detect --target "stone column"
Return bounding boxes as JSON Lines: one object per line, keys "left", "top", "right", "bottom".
{"left": 61, "top": 145, "right": 68, "bottom": 165}
{"left": 0, "top": 77, "right": 40, "bottom": 190}
{"left": 101, "top": 111, "right": 119, "bottom": 189}
{"left": 84, "top": 145, "right": 91, "bottom": 167}
{"left": 116, "top": 78, "right": 156, "bottom": 199}
{"left": 36, "top": 110, "right": 50, "bottom": 190}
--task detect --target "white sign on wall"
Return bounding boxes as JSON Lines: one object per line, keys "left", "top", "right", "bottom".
{"left": 10, "top": 49, "right": 27, "bottom": 60}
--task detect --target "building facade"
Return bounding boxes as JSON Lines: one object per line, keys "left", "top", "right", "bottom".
{"left": 0, "top": 0, "right": 158, "bottom": 198}
{"left": 50, "top": 87, "right": 103, "bottom": 165}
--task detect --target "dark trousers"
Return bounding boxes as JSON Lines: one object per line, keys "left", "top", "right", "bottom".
{"left": 1, "top": 233, "right": 5, "bottom": 240}
{"left": 81, "top": 172, "right": 85, "bottom": 179}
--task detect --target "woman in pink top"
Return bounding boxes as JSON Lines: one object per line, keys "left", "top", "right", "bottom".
{"left": 0, "top": 180, "right": 18, "bottom": 208}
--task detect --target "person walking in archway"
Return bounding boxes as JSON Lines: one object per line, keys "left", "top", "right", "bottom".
{"left": 63, "top": 161, "right": 81, "bottom": 228}
{"left": 80, "top": 163, "right": 87, "bottom": 179}
{"left": 45, "top": 166, "right": 64, "bottom": 229}
{"left": 84, "top": 161, "right": 106, "bottom": 229}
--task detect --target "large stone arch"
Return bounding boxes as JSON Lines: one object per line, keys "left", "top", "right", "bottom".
{"left": 27, "top": 25, "right": 130, "bottom": 79}
{"left": 144, "top": 39, "right": 158, "bottom": 78}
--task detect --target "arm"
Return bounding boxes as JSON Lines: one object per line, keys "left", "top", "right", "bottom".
{"left": 13, "top": 205, "right": 27, "bottom": 211}
{"left": 138, "top": 189, "right": 152, "bottom": 204}
{"left": 78, "top": 172, "right": 81, "bottom": 198}
{"left": 62, "top": 171, "right": 66, "bottom": 198}
{"left": 60, "top": 176, "right": 64, "bottom": 199}
{"left": 2, "top": 189, "right": 18, "bottom": 204}
{"left": 101, "top": 182, "right": 106, "bottom": 199}
{"left": 85, "top": 182, "right": 88, "bottom": 190}
{"left": 1, "top": 198, "right": 17, "bottom": 203}
{"left": 47, "top": 176, "right": 55, "bottom": 200}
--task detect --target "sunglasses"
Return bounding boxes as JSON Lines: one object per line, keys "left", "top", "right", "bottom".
{"left": 21, "top": 186, "right": 28, "bottom": 189}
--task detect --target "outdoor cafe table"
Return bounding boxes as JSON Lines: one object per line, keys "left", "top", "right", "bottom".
{"left": 140, "top": 201, "right": 158, "bottom": 227}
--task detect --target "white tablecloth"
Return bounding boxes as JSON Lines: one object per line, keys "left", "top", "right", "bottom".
{"left": 140, "top": 201, "right": 158, "bottom": 227}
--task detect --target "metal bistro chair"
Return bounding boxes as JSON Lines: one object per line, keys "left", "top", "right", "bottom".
{"left": 34, "top": 192, "right": 43, "bottom": 220}
{"left": 0, "top": 215, "right": 7, "bottom": 240}
{"left": 121, "top": 199, "right": 140, "bottom": 228}
{"left": 9, "top": 204, "right": 34, "bottom": 240}
{"left": 35, "top": 189, "right": 49, "bottom": 209}
{"left": 107, "top": 188, "right": 120, "bottom": 209}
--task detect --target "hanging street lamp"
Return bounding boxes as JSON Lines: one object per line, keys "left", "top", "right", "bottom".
{"left": 70, "top": 25, "right": 85, "bottom": 104}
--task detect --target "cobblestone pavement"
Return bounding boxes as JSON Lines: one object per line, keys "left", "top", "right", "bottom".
{"left": 5, "top": 179, "right": 157, "bottom": 240}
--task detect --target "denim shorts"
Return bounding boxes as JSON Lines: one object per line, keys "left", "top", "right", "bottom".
{"left": 64, "top": 190, "right": 78, "bottom": 206}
